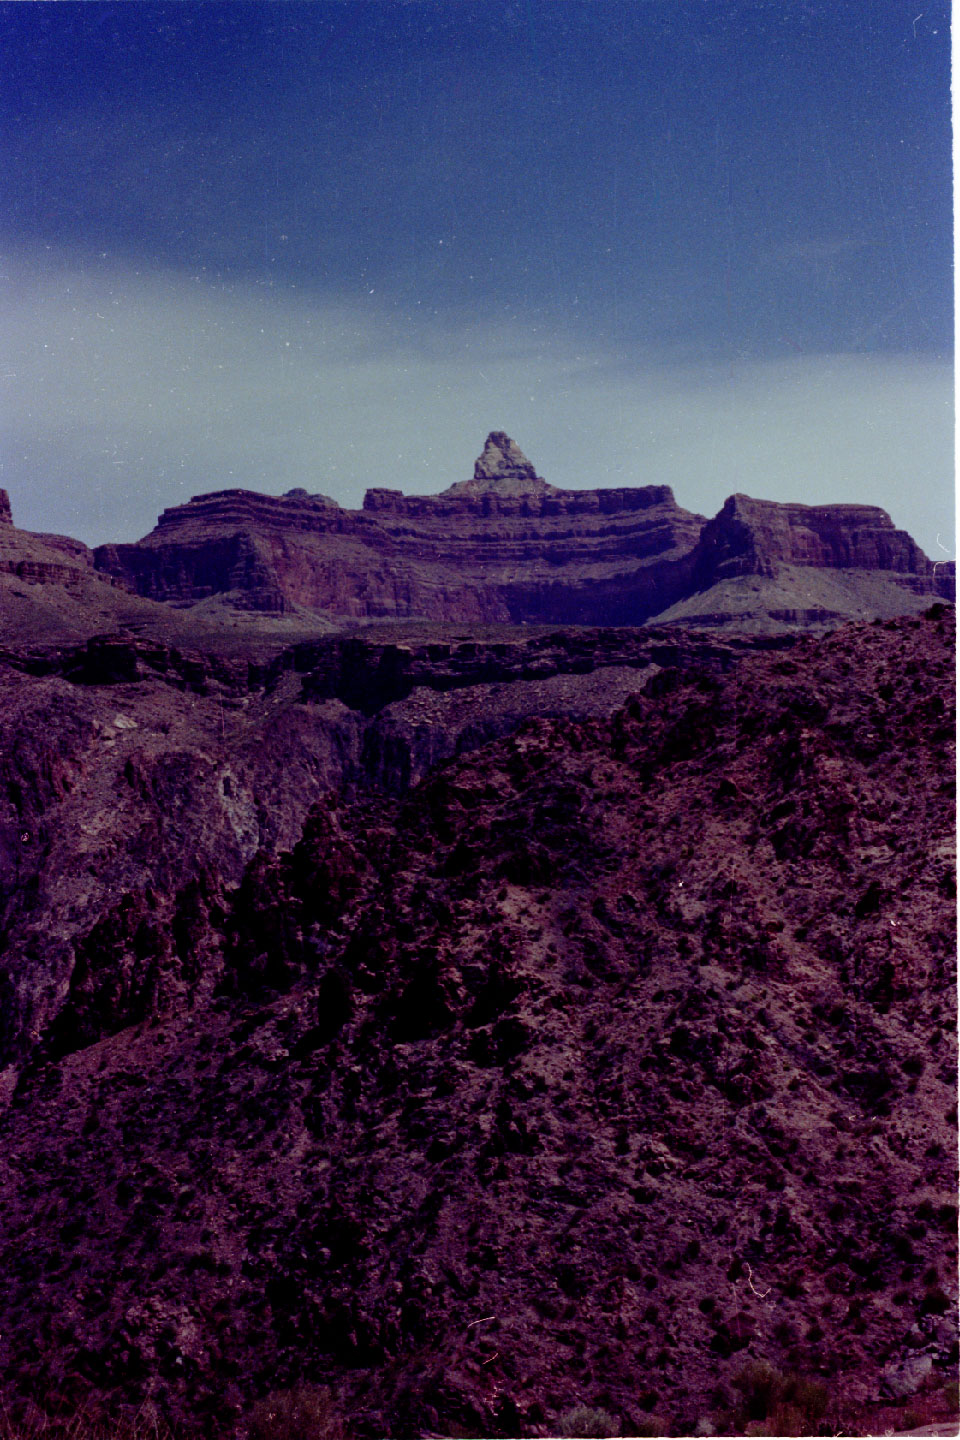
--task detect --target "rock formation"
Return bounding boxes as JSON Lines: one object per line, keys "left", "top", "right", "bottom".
{"left": 693, "top": 494, "right": 941, "bottom": 582}
{"left": 88, "top": 436, "right": 953, "bottom": 631}
{"left": 649, "top": 493, "right": 955, "bottom": 630}
{"left": 0, "top": 606, "right": 954, "bottom": 1438}
{"left": 0, "top": 488, "right": 349, "bottom": 657}
{"left": 0, "top": 442, "right": 955, "bottom": 1438}
{"left": 0, "top": 487, "right": 100, "bottom": 595}
{"left": 92, "top": 436, "right": 704, "bottom": 626}
{"left": 444, "top": 429, "right": 555, "bottom": 495}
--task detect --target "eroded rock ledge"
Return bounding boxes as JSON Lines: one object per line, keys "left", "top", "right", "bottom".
{"left": 82, "top": 434, "right": 953, "bottom": 628}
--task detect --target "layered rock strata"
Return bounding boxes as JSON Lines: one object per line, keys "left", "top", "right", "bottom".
{"left": 690, "top": 493, "right": 954, "bottom": 598}
{"left": 0, "top": 488, "right": 103, "bottom": 595}
{"left": 91, "top": 434, "right": 702, "bottom": 624}
{"left": 94, "top": 444, "right": 703, "bottom": 625}
{"left": 90, "top": 436, "right": 954, "bottom": 629}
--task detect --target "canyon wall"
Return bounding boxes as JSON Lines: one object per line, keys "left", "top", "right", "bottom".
{"left": 89, "top": 435, "right": 954, "bottom": 628}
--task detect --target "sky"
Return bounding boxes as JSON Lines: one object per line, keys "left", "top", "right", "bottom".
{"left": 0, "top": 0, "right": 953, "bottom": 557}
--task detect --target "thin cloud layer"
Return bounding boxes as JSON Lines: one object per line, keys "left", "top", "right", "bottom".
{"left": 1, "top": 254, "right": 953, "bottom": 559}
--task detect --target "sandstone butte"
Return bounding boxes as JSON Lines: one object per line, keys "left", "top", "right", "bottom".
{"left": 61, "top": 431, "right": 953, "bottom": 632}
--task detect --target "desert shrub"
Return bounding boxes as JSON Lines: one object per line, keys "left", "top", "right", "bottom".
{"left": 919, "top": 1284, "right": 951, "bottom": 1315}
{"left": 555, "top": 1403, "right": 620, "bottom": 1437}
{"left": 632, "top": 1419, "right": 667, "bottom": 1438}
{"left": 732, "top": 1360, "right": 829, "bottom": 1435}
{"left": 744, "top": 1403, "right": 807, "bottom": 1437}
{"left": 732, "top": 1361, "right": 783, "bottom": 1423}
{"left": 248, "top": 1385, "right": 344, "bottom": 1440}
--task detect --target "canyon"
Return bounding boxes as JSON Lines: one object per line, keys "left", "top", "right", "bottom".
{"left": 0, "top": 434, "right": 954, "bottom": 1438}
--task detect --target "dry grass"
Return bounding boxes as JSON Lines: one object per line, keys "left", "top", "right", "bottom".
{"left": 729, "top": 1360, "right": 831, "bottom": 1437}
{"left": 0, "top": 1407, "right": 175, "bottom": 1440}
{"left": 247, "top": 1386, "right": 345, "bottom": 1440}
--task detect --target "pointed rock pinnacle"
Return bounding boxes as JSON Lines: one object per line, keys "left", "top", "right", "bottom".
{"left": 441, "top": 432, "right": 556, "bottom": 497}
{"left": 473, "top": 432, "right": 539, "bottom": 485}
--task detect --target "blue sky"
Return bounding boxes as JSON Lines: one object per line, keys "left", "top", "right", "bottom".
{"left": 0, "top": 1, "right": 953, "bottom": 555}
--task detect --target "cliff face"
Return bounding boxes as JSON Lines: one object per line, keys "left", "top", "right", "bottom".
{"left": 692, "top": 493, "right": 950, "bottom": 588}
{"left": 89, "top": 436, "right": 701, "bottom": 624}
{"left": 620, "top": 493, "right": 954, "bottom": 631}
{"left": 0, "top": 488, "right": 107, "bottom": 595}
{"left": 90, "top": 436, "right": 953, "bottom": 629}
{"left": 94, "top": 450, "right": 703, "bottom": 626}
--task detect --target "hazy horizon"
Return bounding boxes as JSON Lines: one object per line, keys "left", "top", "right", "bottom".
{"left": 1, "top": 1, "right": 953, "bottom": 557}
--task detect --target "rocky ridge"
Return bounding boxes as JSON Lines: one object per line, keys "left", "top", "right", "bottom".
{"left": 0, "top": 619, "right": 801, "bottom": 1083}
{"left": 0, "top": 607, "right": 953, "bottom": 1438}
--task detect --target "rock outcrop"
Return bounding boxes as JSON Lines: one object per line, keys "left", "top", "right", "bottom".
{"left": 692, "top": 493, "right": 951, "bottom": 589}
{"left": 89, "top": 436, "right": 953, "bottom": 630}
{"left": 645, "top": 495, "right": 954, "bottom": 631}
{"left": 0, "top": 488, "right": 107, "bottom": 596}
{"left": 444, "top": 429, "right": 556, "bottom": 495}
{"left": 0, "top": 608, "right": 953, "bottom": 1438}
{"left": 0, "top": 490, "right": 352, "bottom": 657}
{"left": 94, "top": 436, "right": 704, "bottom": 625}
